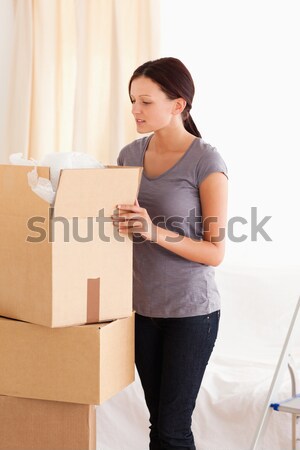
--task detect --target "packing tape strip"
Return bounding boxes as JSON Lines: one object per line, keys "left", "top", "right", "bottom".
{"left": 87, "top": 278, "right": 100, "bottom": 323}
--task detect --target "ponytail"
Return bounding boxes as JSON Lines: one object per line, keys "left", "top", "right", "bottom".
{"left": 183, "top": 114, "right": 201, "bottom": 138}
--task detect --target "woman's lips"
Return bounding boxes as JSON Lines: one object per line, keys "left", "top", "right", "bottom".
{"left": 136, "top": 119, "right": 145, "bottom": 124}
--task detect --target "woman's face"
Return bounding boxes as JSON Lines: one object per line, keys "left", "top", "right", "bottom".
{"left": 130, "top": 76, "right": 178, "bottom": 134}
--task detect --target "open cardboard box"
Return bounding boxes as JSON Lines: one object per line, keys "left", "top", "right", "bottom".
{"left": 0, "top": 395, "right": 96, "bottom": 450}
{"left": 0, "top": 164, "right": 142, "bottom": 327}
{"left": 0, "top": 313, "right": 135, "bottom": 405}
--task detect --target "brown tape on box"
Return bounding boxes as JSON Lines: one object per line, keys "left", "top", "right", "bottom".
{"left": 87, "top": 278, "right": 100, "bottom": 323}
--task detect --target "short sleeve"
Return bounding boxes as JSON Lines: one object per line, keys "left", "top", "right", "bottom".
{"left": 117, "top": 149, "right": 124, "bottom": 166}
{"left": 195, "top": 147, "right": 228, "bottom": 186}
{"left": 117, "top": 151, "right": 124, "bottom": 166}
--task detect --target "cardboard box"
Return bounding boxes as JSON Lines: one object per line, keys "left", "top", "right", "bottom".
{"left": 0, "top": 395, "right": 96, "bottom": 450}
{"left": 0, "top": 313, "right": 135, "bottom": 405}
{"left": 0, "top": 165, "right": 142, "bottom": 327}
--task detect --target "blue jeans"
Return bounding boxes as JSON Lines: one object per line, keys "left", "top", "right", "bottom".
{"left": 135, "top": 311, "right": 220, "bottom": 450}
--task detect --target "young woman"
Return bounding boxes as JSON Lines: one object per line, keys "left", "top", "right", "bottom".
{"left": 113, "top": 57, "right": 228, "bottom": 450}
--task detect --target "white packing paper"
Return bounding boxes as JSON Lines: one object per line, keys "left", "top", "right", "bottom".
{"left": 10, "top": 151, "right": 105, "bottom": 204}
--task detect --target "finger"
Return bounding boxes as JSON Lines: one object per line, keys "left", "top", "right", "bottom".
{"left": 134, "top": 198, "right": 140, "bottom": 207}
{"left": 112, "top": 212, "right": 139, "bottom": 221}
{"left": 112, "top": 215, "right": 140, "bottom": 225}
{"left": 117, "top": 204, "right": 141, "bottom": 213}
{"left": 119, "top": 213, "right": 143, "bottom": 221}
{"left": 111, "top": 215, "right": 126, "bottom": 222}
{"left": 119, "top": 219, "right": 143, "bottom": 229}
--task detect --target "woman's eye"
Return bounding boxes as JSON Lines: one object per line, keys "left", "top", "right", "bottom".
{"left": 130, "top": 100, "right": 151, "bottom": 105}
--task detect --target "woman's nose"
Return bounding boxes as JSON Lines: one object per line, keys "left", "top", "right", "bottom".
{"left": 131, "top": 102, "right": 141, "bottom": 114}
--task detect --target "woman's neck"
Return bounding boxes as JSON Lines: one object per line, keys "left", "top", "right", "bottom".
{"left": 151, "top": 127, "right": 196, "bottom": 154}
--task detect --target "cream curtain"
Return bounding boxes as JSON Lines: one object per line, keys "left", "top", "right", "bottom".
{"left": 0, "top": 0, "right": 160, "bottom": 165}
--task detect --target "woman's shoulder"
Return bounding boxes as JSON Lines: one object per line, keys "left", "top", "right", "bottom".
{"left": 192, "top": 138, "right": 226, "bottom": 164}
{"left": 192, "top": 138, "right": 228, "bottom": 183}
{"left": 193, "top": 137, "right": 220, "bottom": 156}
{"left": 117, "top": 135, "right": 150, "bottom": 166}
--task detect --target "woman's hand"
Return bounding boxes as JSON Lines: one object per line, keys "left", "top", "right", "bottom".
{"left": 111, "top": 199, "right": 155, "bottom": 241}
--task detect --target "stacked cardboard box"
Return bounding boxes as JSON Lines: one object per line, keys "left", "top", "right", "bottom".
{"left": 0, "top": 396, "right": 96, "bottom": 450}
{"left": 0, "top": 164, "right": 142, "bottom": 449}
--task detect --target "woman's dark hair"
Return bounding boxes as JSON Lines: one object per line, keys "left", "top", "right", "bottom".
{"left": 129, "top": 57, "right": 201, "bottom": 138}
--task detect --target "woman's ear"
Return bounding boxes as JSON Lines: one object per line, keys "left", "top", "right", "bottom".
{"left": 172, "top": 98, "right": 187, "bottom": 115}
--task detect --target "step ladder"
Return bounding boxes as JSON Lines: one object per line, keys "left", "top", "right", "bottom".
{"left": 250, "top": 296, "right": 300, "bottom": 450}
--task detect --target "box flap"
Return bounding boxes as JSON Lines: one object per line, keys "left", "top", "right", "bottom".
{"left": 53, "top": 167, "right": 142, "bottom": 218}
{"left": 0, "top": 165, "right": 50, "bottom": 217}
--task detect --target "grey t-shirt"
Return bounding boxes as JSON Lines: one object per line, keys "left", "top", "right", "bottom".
{"left": 117, "top": 135, "right": 228, "bottom": 318}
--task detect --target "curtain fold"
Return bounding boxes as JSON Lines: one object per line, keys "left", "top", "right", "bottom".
{"left": 0, "top": 1, "right": 33, "bottom": 163}
{"left": 0, "top": 0, "right": 160, "bottom": 164}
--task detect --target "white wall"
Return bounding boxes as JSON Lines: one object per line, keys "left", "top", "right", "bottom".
{"left": 160, "top": 0, "right": 300, "bottom": 268}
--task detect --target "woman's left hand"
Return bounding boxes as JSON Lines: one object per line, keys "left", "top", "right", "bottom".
{"left": 111, "top": 199, "right": 155, "bottom": 241}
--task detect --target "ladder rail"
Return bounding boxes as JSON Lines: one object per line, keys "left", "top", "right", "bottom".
{"left": 249, "top": 296, "right": 300, "bottom": 450}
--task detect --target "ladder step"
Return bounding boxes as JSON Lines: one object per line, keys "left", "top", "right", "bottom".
{"left": 271, "top": 395, "right": 300, "bottom": 414}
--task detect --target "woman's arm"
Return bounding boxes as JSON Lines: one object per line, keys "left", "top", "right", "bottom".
{"left": 113, "top": 172, "right": 228, "bottom": 266}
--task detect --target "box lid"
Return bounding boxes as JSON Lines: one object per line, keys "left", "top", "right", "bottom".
{"left": 54, "top": 167, "right": 142, "bottom": 218}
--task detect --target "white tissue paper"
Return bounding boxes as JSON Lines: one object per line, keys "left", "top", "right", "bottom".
{"left": 27, "top": 167, "right": 56, "bottom": 204}
{"left": 40, "top": 151, "right": 105, "bottom": 191}
{"left": 10, "top": 151, "right": 105, "bottom": 204}
{"left": 9, "top": 153, "right": 38, "bottom": 166}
